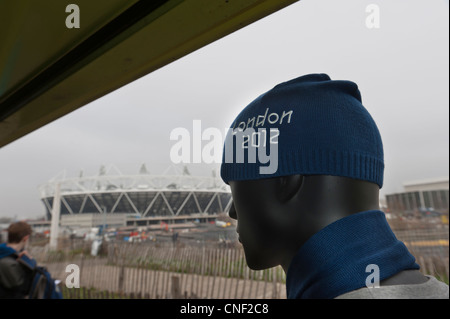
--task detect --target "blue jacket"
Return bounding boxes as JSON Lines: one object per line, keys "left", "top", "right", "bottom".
{"left": 0, "top": 243, "right": 35, "bottom": 298}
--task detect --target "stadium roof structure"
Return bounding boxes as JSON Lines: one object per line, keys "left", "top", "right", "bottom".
{"left": 0, "top": 0, "right": 298, "bottom": 148}
{"left": 38, "top": 164, "right": 232, "bottom": 219}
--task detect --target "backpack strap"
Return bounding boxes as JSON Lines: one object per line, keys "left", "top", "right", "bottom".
{"left": 29, "top": 267, "right": 47, "bottom": 299}
{"left": 16, "top": 253, "right": 37, "bottom": 270}
{"left": 16, "top": 254, "right": 43, "bottom": 299}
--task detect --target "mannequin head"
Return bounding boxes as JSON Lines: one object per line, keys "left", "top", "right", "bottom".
{"left": 220, "top": 74, "right": 384, "bottom": 272}
{"left": 220, "top": 75, "right": 432, "bottom": 294}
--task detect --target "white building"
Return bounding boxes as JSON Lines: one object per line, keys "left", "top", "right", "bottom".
{"left": 386, "top": 176, "right": 449, "bottom": 214}
{"left": 403, "top": 177, "right": 449, "bottom": 193}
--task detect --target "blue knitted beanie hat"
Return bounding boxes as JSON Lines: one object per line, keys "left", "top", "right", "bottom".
{"left": 220, "top": 73, "right": 384, "bottom": 188}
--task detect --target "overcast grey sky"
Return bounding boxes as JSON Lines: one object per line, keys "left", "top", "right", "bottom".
{"left": 0, "top": 0, "right": 448, "bottom": 219}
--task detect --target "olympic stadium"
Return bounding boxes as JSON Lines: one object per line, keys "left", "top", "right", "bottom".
{"left": 38, "top": 164, "right": 232, "bottom": 229}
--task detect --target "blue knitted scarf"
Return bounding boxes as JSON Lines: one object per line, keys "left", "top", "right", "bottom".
{"left": 286, "top": 210, "right": 420, "bottom": 299}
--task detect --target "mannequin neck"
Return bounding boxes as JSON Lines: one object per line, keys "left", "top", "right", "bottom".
{"left": 280, "top": 175, "right": 380, "bottom": 272}
{"left": 299, "top": 175, "right": 380, "bottom": 227}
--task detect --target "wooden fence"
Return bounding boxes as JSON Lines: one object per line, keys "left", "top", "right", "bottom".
{"left": 31, "top": 241, "right": 449, "bottom": 299}
{"left": 36, "top": 244, "right": 287, "bottom": 299}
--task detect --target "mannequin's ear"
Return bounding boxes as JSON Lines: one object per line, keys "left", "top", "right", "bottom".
{"left": 276, "top": 175, "right": 304, "bottom": 203}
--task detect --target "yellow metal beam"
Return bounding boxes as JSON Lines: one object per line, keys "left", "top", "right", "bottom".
{"left": 0, "top": 0, "right": 298, "bottom": 148}
{"left": 0, "top": 0, "right": 140, "bottom": 101}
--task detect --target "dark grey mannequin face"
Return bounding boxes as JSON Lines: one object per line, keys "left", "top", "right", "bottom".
{"left": 228, "top": 176, "right": 304, "bottom": 270}
{"left": 228, "top": 185, "right": 280, "bottom": 270}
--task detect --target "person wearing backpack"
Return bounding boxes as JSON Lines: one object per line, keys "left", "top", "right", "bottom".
{"left": 0, "top": 221, "right": 62, "bottom": 299}
{"left": 0, "top": 221, "right": 35, "bottom": 298}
